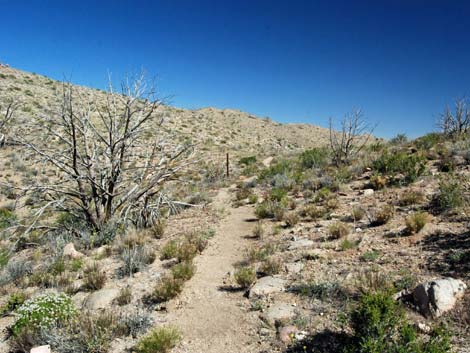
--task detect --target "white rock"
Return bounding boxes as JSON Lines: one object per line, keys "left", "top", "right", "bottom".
{"left": 242, "top": 175, "right": 258, "bottom": 188}
{"left": 262, "top": 303, "right": 296, "bottom": 325}
{"left": 30, "top": 346, "right": 51, "bottom": 353}
{"left": 285, "top": 262, "right": 304, "bottom": 274}
{"left": 263, "top": 156, "right": 274, "bottom": 167}
{"left": 83, "top": 288, "right": 120, "bottom": 310}
{"left": 249, "top": 276, "right": 286, "bottom": 298}
{"left": 288, "top": 238, "right": 314, "bottom": 250}
{"left": 363, "top": 189, "right": 374, "bottom": 196}
{"left": 63, "top": 243, "right": 84, "bottom": 259}
{"left": 413, "top": 278, "right": 467, "bottom": 317}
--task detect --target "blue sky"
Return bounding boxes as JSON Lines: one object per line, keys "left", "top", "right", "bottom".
{"left": 1, "top": 0, "right": 470, "bottom": 138}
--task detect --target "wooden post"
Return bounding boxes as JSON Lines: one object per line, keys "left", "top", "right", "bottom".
{"left": 226, "top": 152, "right": 229, "bottom": 178}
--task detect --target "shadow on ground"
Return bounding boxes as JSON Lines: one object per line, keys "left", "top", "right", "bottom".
{"left": 284, "top": 330, "right": 351, "bottom": 353}
{"left": 421, "top": 230, "right": 470, "bottom": 280}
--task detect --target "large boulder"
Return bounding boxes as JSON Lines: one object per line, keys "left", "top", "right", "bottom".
{"left": 413, "top": 278, "right": 467, "bottom": 317}
{"left": 249, "top": 276, "right": 286, "bottom": 298}
{"left": 83, "top": 288, "right": 120, "bottom": 310}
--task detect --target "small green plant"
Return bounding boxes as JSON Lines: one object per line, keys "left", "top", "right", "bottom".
{"left": 246, "top": 244, "right": 276, "bottom": 262}
{"left": 171, "top": 261, "right": 196, "bottom": 281}
{"left": 252, "top": 222, "right": 264, "bottom": 238}
{"left": 160, "top": 240, "right": 179, "bottom": 260}
{"left": 340, "top": 237, "right": 359, "bottom": 251}
{"left": 299, "top": 148, "right": 329, "bottom": 169}
{"left": 239, "top": 155, "right": 257, "bottom": 166}
{"left": 152, "top": 275, "right": 184, "bottom": 302}
{"left": 255, "top": 200, "right": 284, "bottom": 219}
{"left": 135, "top": 326, "right": 181, "bottom": 353}
{"left": 398, "top": 190, "right": 425, "bottom": 206}
{"left": 328, "top": 221, "right": 350, "bottom": 239}
{"left": 361, "top": 250, "right": 380, "bottom": 262}
{"left": 175, "top": 241, "right": 198, "bottom": 262}
{"left": 372, "top": 151, "right": 426, "bottom": 185}
{"left": 405, "top": 212, "right": 430, "bottom": 234}
{"left": 234, "top": 266, "right": 256, "bottom": 288}
{"left": 300, "top": 205, "right": 327, "bottom": 220}
{"left": 434, "top": 176, "right": 464, "bottom": 211}
{"left": 0, "top": 208, "right": 16, "bottom": 229}
{"left": 259, "top": 257, "right": 282, "bottom": 275}
{"left": 151, "top": 220, "right": 166, "bottom": 239}
{"left": 269, "top": 188, "right": 287, "bottom": 202}
{"left": 248, "top": 194, "right": 258, "bottom": 204}
{"left": 283, "top": 211, "right": 299, "bottom": 227}
{"left": 0, "top": 292, "right": 27, "bottom": 315}
{"left": 294, "top": 281, "right": 342, "bottom": 300}
{"left": 12, "top": 293, "right": 77, "bottom": 336}
{"left": 371, "top": 205, "right": 395, "bottom": 226}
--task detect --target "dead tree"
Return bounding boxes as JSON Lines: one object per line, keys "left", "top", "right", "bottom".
{"left": 0, "top": 100, "right": 19, "bottom": 147}
{"left": 438, "top": 98, "right": 470, "bottom": 137}
{"left": 17, "top": 73, "right": 194, "bottom": 230}
{"left": 329, "top": 109, "right": 374, "bottom": 166}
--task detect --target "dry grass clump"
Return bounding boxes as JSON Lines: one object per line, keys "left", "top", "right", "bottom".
{"left": 82, "top": 262, "right": 107, "bottom": 291}
{"left": 234, "top": 266, "right": 256, "bottom": 288}
{"left": 135, "top": 326, "right": 181, "bottom": 353}
{"left": 405, "top": 211, "right": 430, "bottom": 234}
{"left": 283, "top": 211, "right": 299, "bottom": 227}
{"left": 398, "top": 190, "right": 425, "bottom": 206}
{"left": 115, "top": 287, "right": 132, "bottom": 306}
{"left": 328, "top": 221, "right": 350, "bottom": 239}
{"left": 371, "top": 205, "right": 395, "bottom": 226}
{"left": 171, "top": 261, "right": 196, "bottom": 281}
{"left": 259, "top": 257, "right": 282, "bottom": 275}
{"left": 150, "top": 220, "right": 166, "bottom": 239}
{"left": 351, "top": 205, "right": 366, "bottom": 221}
{"left": 300, "top": 205, "right": 327, "bottom": 220}
{"left": 252, "top": 222, "right": 264, "bottom": 239}
{"left": 152, "top": 275, "right": 184, "bottom": 303}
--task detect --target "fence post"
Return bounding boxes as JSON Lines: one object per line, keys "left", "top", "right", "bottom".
{"left": 226, "top": 152, "right": 230, "bottom": 178}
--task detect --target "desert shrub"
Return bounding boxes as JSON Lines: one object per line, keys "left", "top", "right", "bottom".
{"left": 405, "top": 212, "right": 430, "bottom": 234}
{"left": 269, "top": 187, "right": 288, "bottom": 202}
{"left": 299, "top": 147, "right": 329, "bottom": 169}
{"left": 259, "top": 159, "right": 295, "bottom": 181}
{"left": 328, "top": 221, "right": 350, "bottom": 239}
{"left": 437, "top": 155, "right": 456, "bottom": 173}
{"left": 351, "top": 206, "right": 366, "bottom": 221}
{"left": 300, "top": 281, "right": 342, "bottom": 301}
{"left": 135, "top": 326, "right": 181, "bottom": 353}
{"left": 171, "top": 261, "right": 195, "bottom": 281}
{"left": 115, "top": 287, "right": 132, "bottom": 306}
{"left": 152, "top": 275, "right": 184, "bottom": 303}
{"left": 175, "top": 241, "right": 198, "bottom": 262}
{"left": 234, "top": 266, "right": 256, "bottom": 288}
{"left": 255, "top": 200, "right": 284, "bottom": 219}
{"left": 340, "top": 237, "right": 359, "bottom": 251}
{"left": 160, "top": 240, "right": 179, "bottom": 260}
{"left": 120, "top": 245, "right": 156, "bottom": 276}
{"left": 371, "top": 205, "right": 395, "bottom": 226}
{"left": 414, "top": 132, "right": 443, "bottom": 150}
{"left": 185, "top": 232, "right": 209, "bottom": 253}
{"left": 239, "top": 155, "right": 257, "bottom": 166}
{"left": 398, "top": 190, "right": 425, "bottom": 206}
{"left": 82, "top": 262, "right": 107, "bottom": 291}
{"left": 246, "top": 244, "right": 276, "bottom": 262}
{"left": 12, "top": 293, "right": 77, "bottom": 336}
{"left": 0, "top": 292, "right": 27, "bottom": 315}
{"left": 0, "top": 208, "right": 16, "bottom": 229}
{"left": 259, "top": 257, "right": 282, "bottom": 275}
{"left": 248, "top": 194, "right": 258, "bottom": 204}
{"left": 0, "top": 259, "right": 33, "bottom": 285}
{"left": 235, "top": 187, "right": 252, "bottom": 201}
{"left": 360, "top": 250, "right": 380, "bottom": 262}
{"left": 252, "top": 222, "right": 264, "bottom": 238}
{"left": 151, "top": 220, "right": 166, "bottom": 239}
{"left": 372, "top": 152, "right": 426, "bottom": 185}
{"left": 369, "top": 174, "right": 387, "bottom": 190}
{"left": 389, "top": 133, "right": 408, "bottom": 145}
{"left": 0, "top": 247, "right": 10, "bottom": 269}
{"left": 434, "top": 176, "right": 464, "bottom": 211}
{"left": 347, "top": 290, "right": 451, "bottom": 353}
{"left": 121, "top": 310, "right": 153, "bottom": 338}
{"left": 300, "top": 205, "right": 327, "bottom": 220}
{"left": 356, "top": 270, "right": 391, "bottom": 294}
{"left": 283, "top": 211, "right": 299, "bottom": 227}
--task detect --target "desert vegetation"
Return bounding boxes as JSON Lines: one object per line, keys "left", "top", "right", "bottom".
{"left": 0, "top": 65, "right": 468, "bottom": 353}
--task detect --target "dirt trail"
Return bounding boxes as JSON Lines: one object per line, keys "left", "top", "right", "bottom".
{"left": 166, "top": 189, "right": 263, "bottom": 353}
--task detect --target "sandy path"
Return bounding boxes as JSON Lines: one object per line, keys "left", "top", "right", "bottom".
{"left": 166, "top": 189, "right": 263, "bottom": 353}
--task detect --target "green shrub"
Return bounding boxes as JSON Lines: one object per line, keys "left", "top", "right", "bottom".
{"left": 0, "top": 292, "right": 27, "bottom": 315}
{"left": 160, "top": 240, "right": 179, "bottom": 260}
{"left": 299, "top": 148, "right": 329, "bottom": 169}
{"left": 0, "top": 247, "right": 10, "bottom": 269}
{"left": 435, "top": 176, "right": 464, "bottom": 211}
{"left": 361, "top": 250, "right": 380, "bottom": 262}
{"left": 372, "top": 152, "right": 426, "bottom": 185}
{"left": 152, "top": 275, "right": 184, "bottom": 302}
{"left": 234, "top": 267, "right": 256, "bottom": 288}
{"left": 405, "top": 212, "right": 430, "bottom": 234}
{"left": 0, "top": 208, "right": 16, "bottom": 229}
{"left": 340, "top": 238, "right": 359, "bottom": 251}
{"left": 294, "top": 281, "right": 342, "bottom": 300}
{"left": 12, "top": 293, "right": 77, "bottom": 336}
{"left": 239, "top": 156, "right": 257, "bottom": 166}
{"left": 347, "top": 290, "right": 451, "bottom": 353}
{"left": 269, "top": 188, "right": 287, "bottom": 202}
{"left": 283, "top": 211, "right": 299, "bottom": 227}
{"left": 300, "top": 205, "right": 327, "bottom": 220}
{"left": 115, "top": 287, "right": 132, "bottom": 306}
{"left": 255, "top": 200, "right": 284, "bottom": 219}
{"left": 135, "top": 326, "right": 181, "bottom": 353}
{"left": 175, "top": 241, "right": 198, "bottom": 262}
{"left": 328, "top": 221, "right": 350, "bottom": 239}
{"left": 398, "top": 191, "right": 425, "bottom": 206}
{"left": 414, "top": 132, "right": 443, "bottom": 150}
{"left": 171, "top": 261, "right": 195, "bottom": 281}
{"left": 351, "top": 206, "right": 366, "bottom": 221}
{"left": 246, "top": 244, "right": 276, "bottom": 262}
{"left": 259, "top": 257, "right": 282, "bottom": 276}
{"left": 151, "top": 220, "right": 166, "bottom": 239}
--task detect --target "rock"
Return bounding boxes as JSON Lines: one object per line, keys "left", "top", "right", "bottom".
{"left": 249, "top": 276, "right": 286, "bottom": 298}
{"left": 413, "top": 278, "right": 467, "bottom": 317}
{"left": 452, "top": 155, "right": 467, "bottom": 166}
{"left": 31, "top": 346, "right": 51, "bottom": 353}
{"left": 83, "top": 288, "right": 120, "bottom": 310}
{"left": 417, "top": 322, "right": 432, "bottom": 334}
{"left": 285, "top": 262, "right": 304, "bottom": 274}
{"left": 363, "top": 189, "right": 374, "bottom": 196}
{"left": 263, "top": 156, "right": 274, "bottom": 167}
{"left": 262, "top": 303, "right": 296, "bottom": 326}
{"left": 288, "top": 238, "right": 314, "bottom": 250}
{"left": 242, "top": 175, "right": 258, "bottom": 188}
{"left": 278, "top": 325, "right": 298, "bottom": 344}
{"left": 63, "top": 243, "right": 84, "bottom": 259}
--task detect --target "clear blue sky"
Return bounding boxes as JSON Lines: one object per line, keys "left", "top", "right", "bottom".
{"left": 1, "top": 0, "right": 470, "bottom": 138}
